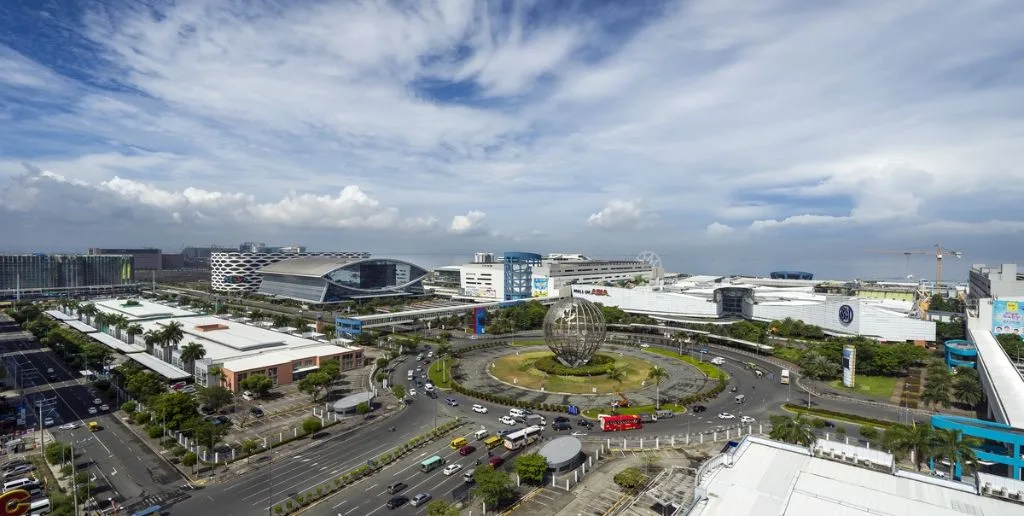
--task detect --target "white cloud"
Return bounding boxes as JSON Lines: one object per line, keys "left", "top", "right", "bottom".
{"left": 587, "top": 200, "right": 647, "bottom": 230}
{"left": 748, "top": 214, "right": 852, "bottom": 232}
{"left": 403, "top": 215, "right": 439, "bottom": 231}
{"left": 706, "top": 222, "right": 735, "bottom": 236}
{"left": 448, "top": 210, "right": 488, "bottom": 235}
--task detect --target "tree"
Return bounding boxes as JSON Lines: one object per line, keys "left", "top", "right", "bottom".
{"left": 197, "top": 385, "right": 234, "bottom": 412}
{"left": 143, "top": 329, "right": 163, "bottom": 355}
{"left": 472, "top": 467, "right": 517, "bottom": 507}
{"left": 798, "top": 351, "right": 841, "bottom": 380}
{"left": 606, "top": 367, "right": 625, "bottom": 395}
{"left": 613, "top": 467, "right": 647, "bottom": 494}
{"left": 302, "top": 417, "right": 324, "bottom": 438}
{"left": 161, "top": 320, "right": 186, "bottom": 349}
{"left": 932, "top": 428, "right": 979, "bottom": 478}
{"left": 192, "top": 419, "right": 227, "bottom": 452}
{"left": 319, "top": 358, "right": 341, "bottom": 382}
{"left": 241, "top": 439, "right": 261, "bottom": 459}
{"left": 426, "top": 500, "right": 459, "bottom": 516}
{"left": 298, "top": 372, "right": 332, "bottom": 401}
{"left": 646, "top": 366, "right": 669, "bottom": 409}
{"left": 859, "top": 425, "right": 879, "bottom": 440}
{"left": 180, "top": 342, "right": 207, "bottom": 374}
{"left": 45, "top": 441, "right": 73, "bottom": 465}
{"left": 768, "top": 413, "right": 816, "bottom": 446}
{"left": 356, "top": 401, "right": 371, "bottom": 415}
{"left": 952, "top": 371, "right": 984, "bottom": 408}
{"left": 126, "top": 371, "right": 167, "bottom": 403}
{"left": 126, "top": 323, "right": 144, "bottom": 344}
{"left": 392, "top": 384, "right": 406, "bottom": 399}
{"left": 514, "top": 453, "right": 549, "bottom": 485}
{"left": 240, "top": 374, "right": 274, "bottom": 397}
{"left": 152, "top": 391, "right": 201, "bottom": 431}
{"left": 883, "top": 423, "right": 934, "bottom": 471}
{"left": 921, "top": 365, "right": 953, "bottom": 409}
{"left": 182, "top": 451, "right": 198, "bottom": 470}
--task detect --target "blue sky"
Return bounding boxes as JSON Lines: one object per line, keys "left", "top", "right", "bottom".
{"left": 2, "top": 0, "right": 1024, "bottom": 279}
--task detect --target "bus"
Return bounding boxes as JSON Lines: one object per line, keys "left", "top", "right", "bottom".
{"left": 503, "top": 425, "right": 543, "bottom": 450}
{"left": 599, "top": 414, "right": 643, "bottom": 432}
{"left": 420, "top": 455, "right": 445, "bottom": 473}
{"left": 780, "top": 369, "right": 790, "bottom": 385}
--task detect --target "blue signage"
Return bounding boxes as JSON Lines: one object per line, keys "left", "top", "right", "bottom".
{"left": 838, "top": 304, "right": 854, "bottom": 325}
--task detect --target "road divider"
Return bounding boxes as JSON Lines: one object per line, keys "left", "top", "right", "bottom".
{"left": 272, "top": 417, "right": 465, "bottom": 515}
{"left": 781, "top": 403, "right": 897, "bottom": 429}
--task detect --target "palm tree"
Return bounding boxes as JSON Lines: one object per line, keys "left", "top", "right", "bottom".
{"left": 126, "top": 324, "right": 144, "bottom": 345}
{"left": 606, "top": 367, "right": 627, "bottom": 407}
{"left": 932, "top": 428, "right": 979, "bottom": 479}
{"left": 79, "top": 304, "right": 97, "bottom": 325}
{"left": 883, "top": 423, "right": 934, "bottom": 471}
{"left": 160, "top": 321, "right": 186, "bottom": 362}
{"left": 112, "top": 314, "right": 130, "bottom": 339}
{"left": 207, "top": 366, "right": 226, "bottom": 388}
{"left": 142, "top": 330, "right": 162, "bottom": 356}
{"left": 179, "top": 342, "right": 207, "bottom": 375}
{"left": 94, "top": 312, "right": 110, "bottom": 333}
{"left": 249, "top": 309, "right": 264, "bottom": 323}
{"left": 436, "top": 342, "right": 453, "bottom": 383}
{"left": 647, "top": 366, "right": 669, "bottom": 409}
{"left": 768, "top": 413, "right": 816, "bottom": 446}
{"left": 952, "top": 373, "right": 983, "bottom": 408}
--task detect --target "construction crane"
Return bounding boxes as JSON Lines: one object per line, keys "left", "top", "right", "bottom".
{"left": 869, "top": 244, "right": 963, "bottom": 295}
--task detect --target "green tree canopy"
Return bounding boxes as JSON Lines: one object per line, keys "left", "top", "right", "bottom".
{"left": 514, "top": 453, "right": 548, "bottom": 485}
{"left": 126, "top": 371, "right": 168, "bottom": 403}
{"left": 197, "top": 385, "right": 234, "bottom": 411}
{"left": 240, "top": 374, "right": 274, "bottom": 397}
{"left": 152, "top": 391, "right": 201, "bottom": 431}
{"left": 472, "top": 467, "right": 517, "bottom": 507}
{"left": 426, "top": 500, "right": 460, "bottom": 516}
{"left": 298, "top": 371, "right": 332, "bottom": 401}
{"left": 302, "top": 417, "right": 323, "bottom": 437}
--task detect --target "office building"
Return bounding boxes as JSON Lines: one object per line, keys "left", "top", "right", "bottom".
{"left": 970, "top": 264, "right": 1024, "bottom": 301}
{"left": 89, "top": 248, "right": 162, "bottom": 270}
{"left": 0, "top": 254, "right": 136, "bottom": 300}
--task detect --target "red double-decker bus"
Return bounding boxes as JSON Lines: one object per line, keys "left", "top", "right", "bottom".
{"left": 599, "top": 414, "right": 643, "bottom": 432}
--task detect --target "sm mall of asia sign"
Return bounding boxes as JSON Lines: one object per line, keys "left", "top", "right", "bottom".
{"left": 0, "top": 488, "right": 32, "bottom": 516}
{"left": 572, "top": 288, "right": 610, "bottom": 297}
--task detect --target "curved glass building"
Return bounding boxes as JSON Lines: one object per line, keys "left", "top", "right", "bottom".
{"left": 258, "top": 256, "right": 428, "bottom": 303}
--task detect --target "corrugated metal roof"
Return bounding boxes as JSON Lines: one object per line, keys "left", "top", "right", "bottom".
{"left": 258, "top": 256, "right": 362, "bottom": 277}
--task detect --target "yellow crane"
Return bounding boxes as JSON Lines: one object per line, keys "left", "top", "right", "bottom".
{"left": 869, "top": 244, "right": 963, "bottom": 295}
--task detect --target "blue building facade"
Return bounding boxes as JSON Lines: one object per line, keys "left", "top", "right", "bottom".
{"left": 931, "top": 414, "right": 1024, "bottom": 480}
{"left": 944, "top": 339, "right": 978, "bottom": 370}
{"left": 503, "top": 252, "right": 542, "bottom": 301}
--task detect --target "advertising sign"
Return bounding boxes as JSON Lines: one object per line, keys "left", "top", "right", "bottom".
{"left": 0, "top": 488, "right": 32, "bottom": 516}
{"left": 992, "top": 300, "right": 1024, "bottom": 337}
{"left": 531, "top": 277, "right": 549, "bottom": 298}
{"left": 842, "top": 345, "right": 856, "bottom": 388}
{"left": 571, "top": 288, "right": 610, "bottom": 297}
{"left": 838, "top": 304, "right": 854, "bottom": 326}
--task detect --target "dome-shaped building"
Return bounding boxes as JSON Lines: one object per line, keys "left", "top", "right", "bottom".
{"left": 543, "top": 297, "right": 607, "bottom": 367}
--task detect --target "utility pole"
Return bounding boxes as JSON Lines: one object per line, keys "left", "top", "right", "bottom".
{"left": 267, "top": 440, "right": 274, "bottom": 516}
{"left": 72, "top": 442, "right": 79, "bottom": 516}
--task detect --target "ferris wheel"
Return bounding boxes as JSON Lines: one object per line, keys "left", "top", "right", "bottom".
{"left": 635, "top": 251, "right": 662, "bottom": 271}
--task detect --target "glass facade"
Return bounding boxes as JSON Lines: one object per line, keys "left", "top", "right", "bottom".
{"left": 0, "top": 254, "right": 136, "bottom": 298}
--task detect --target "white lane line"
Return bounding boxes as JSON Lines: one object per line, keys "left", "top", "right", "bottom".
{"left": 364, "top": 483, "right": 379, "bottom": 492}
{"left": 332, "top": 499, "right": 346, "bottom": 509}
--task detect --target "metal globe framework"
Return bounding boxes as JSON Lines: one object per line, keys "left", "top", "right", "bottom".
{"left": 543, "top": 298, "right": 607, "bottom": 367}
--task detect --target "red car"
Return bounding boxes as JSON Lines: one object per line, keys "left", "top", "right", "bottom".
{"left": 458, "top": 445, "right": 476, "bottom": 456}
{"left": 488, "top": 456, "right": 504, "bottom": 468}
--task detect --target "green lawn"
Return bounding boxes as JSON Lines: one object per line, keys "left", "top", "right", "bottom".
{"left": 827, "top": 375, "right": 898, "bottom": 400}
{"left": 490, "top": 351, "right": 656, "bottom": 394}
{"left": 643, "top": 347, "right": 729, "bottom": 380}
{"left": 774, "top": 347, "right": 803, "bottom": 364}
{"left": 509, "top": 340, "right": 546, "bottom": 347}
{"left": 427, "top": 358, "right": 453, "bottom": 389}
{"left": 781, "top": 403, "right": 893, "bottom": 429}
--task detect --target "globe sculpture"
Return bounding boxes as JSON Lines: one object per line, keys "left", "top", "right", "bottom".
{"left": 543, "top": 297, "right": 607, "bottom": 367}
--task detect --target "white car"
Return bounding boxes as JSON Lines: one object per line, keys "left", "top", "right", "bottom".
{"left": 718, "top": 412, "right": 736, "bottom": 420}
{"left": 740, "top": 416, "right": 756, "bottom": 424}
{"left": 409, "top": 389, "right": 417, "bottom": 397}
{"left": 92, "top": 398, "right": 102, "bottom": 405}
{"left": 87, "top": 407, "right": 98, "bottom": 415}
{"left": 472, "top": 404, "right": 488, "bottom": 414}
{"left": 99, "top": 404, "right": 110, "bottom": 411}
{"left": 242, "top": 391, "right": 255, "bottom": 401}
{"left": 571, "top": 431, "right": 587, "bottom": 437}
{"left": 442, "top": 463, "right": 463, "bottom": 476}
{"left": 43, "top": 417, "right": 55, "bottom": 427}
{"left": 499, "top": 416, "right": 517, "bottom": 426}
{"left": 58, "top": 422, "right": 80, "bottom": 431}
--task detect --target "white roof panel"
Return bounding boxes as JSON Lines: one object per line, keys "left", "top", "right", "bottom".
{"left": 127, "top": 353, "right": 191, "bottom": 380}
{"left": 44, "top": 310, "right": 76, "bottom": 321}
{"left": 64, "top": 320, "right": 97, "bottom": 333}
{"left": 87, "top": 332, "right": 145, "bottom": 354}
{"left": 969, "top": 317, "right": 1024, "bottom": 427}
{"left": 92, "top": 298, "right": 199, "bottom": 321}
{"left": 221, "top": 343, "right": 360, "bottom": 373}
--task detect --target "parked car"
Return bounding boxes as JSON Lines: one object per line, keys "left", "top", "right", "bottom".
{"left": 410, "top": 493, "right": 432, "bottom": 507}
{"left": 92, "top": 398, "right": 102, "bottom": 405}
{"left": 3, "top": 465, "right": 34, "bottom": 478}
{"left": 691, "top": 405, "right": 707, "bottom": 413}
{"left": 249, "top": 407, "right": 265, "bottom": 417}
{"left": 499, "top": 416, "right": 517, "bottom": 426}
{"left": 445, "top": 397, "right": 458, "bottom": 407}
{"left": 99, "top": 404, "right": 109, "bottom": 411}
{"left": 443, "top": 464, "right": 463, "bottom": 476}
{"left": 552, "top": 421, "right": 571, "bottom": 431}
{"left": 241, "top": 391, "right": 255, "bottom": 401}
{"left": 472, "top": 404, "right": 488, "bottom": 414}
{"left": 554, "top": 416, "right": 570, "bottom": 423}
{"left": 87, "top": 407, "right": 97, "bottom": 415}
{"left": 717, "top": 413, "right": 735, "bottom": 420}
{"left": 43, "top": 417, "right": 54, "bottom": 427}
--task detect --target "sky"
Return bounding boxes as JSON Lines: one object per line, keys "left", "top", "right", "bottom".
{"left": 2, "top": 0, "right": 1024, "bottom": 280}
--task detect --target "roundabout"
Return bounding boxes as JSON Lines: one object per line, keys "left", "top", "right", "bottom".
{"left": 489, "top": 350, "right": 659, "bottom": 394}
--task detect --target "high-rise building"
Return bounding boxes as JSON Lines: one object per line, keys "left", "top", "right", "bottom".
{"left": 89, "top": 247, "right": 163, "bottom": 270}
{"left": 0, "top": 254, "right": 137, "bottom": 300}
{"left": 969, "top": 264, "right": 1024, "bottom": 301}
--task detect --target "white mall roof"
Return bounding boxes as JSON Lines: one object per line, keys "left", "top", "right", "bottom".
{"left": 93, "top": 298, "right": 198, "bottom": 321}
{"left": 126, "top": 353, "right": 191, "bottom": 380}
{"left": 64, "top": 320, "right": 97, "bottom": 333}
{"left": 44, "top": 310, "right": 76, "bottom": 321}
{"left": 969, "top": 317, "right": 1024, "bottom": 427}
{"left": 696, "top": 437, "right": 1020, "bottom": 516}
{"left": 221, "top": 343, "right": 360, "bottom": 373}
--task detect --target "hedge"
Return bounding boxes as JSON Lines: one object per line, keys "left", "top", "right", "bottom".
{"left": 533, "top": 354, "right": 616, "bottom": 376}
{"left": 782, "top": 404, "right": 896, "bottom": 429}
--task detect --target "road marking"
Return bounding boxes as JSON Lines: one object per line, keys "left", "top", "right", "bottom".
{"left": 364, "top": 483, "right": 378, "bottom": 492}
{"left": 332, "top": 499, "right": 346, "bottom": 508}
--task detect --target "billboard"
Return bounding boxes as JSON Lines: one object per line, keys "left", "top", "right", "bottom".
{"left": 842, "top": 345, "right": 856, "bottom": 388}
{"left": 992, "top": 300, "right": 1024, "bottom": 337}
{"left": 531, "top": 277, "right": 549, "bottom": 298}
{"left": 463, "top": 287, "right": 497, "bottom": 298}
{"left": 571, "top": 287, "right": 610, "bottom": 297}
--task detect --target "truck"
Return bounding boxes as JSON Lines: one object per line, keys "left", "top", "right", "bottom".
{"left": 525, "top": 414, "right": 546, "bottom": 426}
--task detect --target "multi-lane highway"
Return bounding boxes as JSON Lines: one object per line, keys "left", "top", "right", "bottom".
{"left": 0, "top": 315, "right": 182, "bottom": 508}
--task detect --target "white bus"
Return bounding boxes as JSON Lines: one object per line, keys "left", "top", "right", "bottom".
{"left": 780, "top": 369, "right": 790, "bottom": 385}
{"left": 503, "top": 425, "right": 543, "bottom": 450}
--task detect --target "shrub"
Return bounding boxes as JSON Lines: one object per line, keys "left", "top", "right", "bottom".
{"left": 121, "top": 401, "right": 137, "bottom": 414}
{"left": 134, "top": 411, "right": 152, "bottom": 424}
{"left": 286, "top": 500, "right": 294, "bottom": 511}
{"left": 859, "top": 425, "right": 879, "bottom": 440}
{"left": 613, "top": 467, "right": 647, "bottom": 493}
{"left": 172, "top": 446, "right": 187, "bottom": 457}
{"left": 146, "top": 425, "right": 164, "bottom": 438}
{"left": 533, "top": 354, "right": 617, "bottom": 376}
{"left": 274, "top": 505, "right": 283, "bottom": 514}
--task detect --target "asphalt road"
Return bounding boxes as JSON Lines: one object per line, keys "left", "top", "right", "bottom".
{"left": 167, "top": 396, "right": 446, "bottom": 516}
{"left": 0, "top": 321, "right": 181, "bottom": 508}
